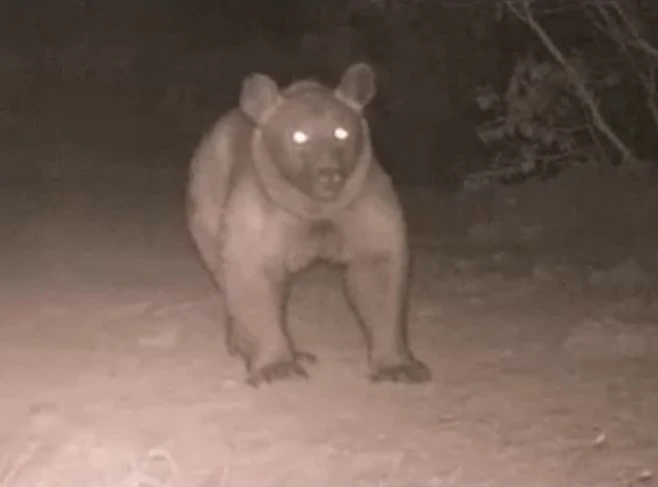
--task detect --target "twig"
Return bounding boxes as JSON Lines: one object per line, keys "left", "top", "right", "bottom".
{"left": 505, "top": 0, "right": 638, "bottom": 164}
{"left": 586, "top": 2, "right": 658, "bottom": 132}
{"left": 0, "top": 442, "right": 40, "bottom": 487}
{"left": 604, "top": 2, "right": 658, "bottom": 129}
{"left": 610, "top": 1, "right": 658, "bottom": 60}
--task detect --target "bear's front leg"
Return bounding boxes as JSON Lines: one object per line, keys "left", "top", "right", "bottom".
{"left": 221, "top": 191, "right": 316, "bottom": 386}
{"left": 222, "top": 253, "right": 316, "bottom": 386}
{"left": 341, "top": 183, "right": 431, "bottom": 384}
{"left": 345, "top": 253, "right": 431, "bottom": 383}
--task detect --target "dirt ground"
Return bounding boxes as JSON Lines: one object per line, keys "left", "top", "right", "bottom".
{"left": 2, "top": 98, "right": 658, "bottom": 487}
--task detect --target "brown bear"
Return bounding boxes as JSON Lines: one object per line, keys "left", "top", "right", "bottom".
{"left": 187, "top": 63, "right": 430, "bottom": 386}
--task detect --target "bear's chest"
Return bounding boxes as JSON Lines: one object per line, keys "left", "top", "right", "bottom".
{"left": 285, "top": 220, "right": 345, "bottom": 272}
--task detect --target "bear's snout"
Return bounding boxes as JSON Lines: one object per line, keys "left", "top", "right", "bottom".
{"left": 312, "top": 164, "right": 345, "bottom": 199}
{"left": 317, "top": 166, "right": 344, "bottom": 186}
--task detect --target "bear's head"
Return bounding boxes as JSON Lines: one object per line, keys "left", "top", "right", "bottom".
{"left": 240, "top": 63, "right": 377, "bottom": 218}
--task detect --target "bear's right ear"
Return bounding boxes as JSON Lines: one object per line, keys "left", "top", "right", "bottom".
{"left": 239, "top": 73, "right": 281, "bottom": 123}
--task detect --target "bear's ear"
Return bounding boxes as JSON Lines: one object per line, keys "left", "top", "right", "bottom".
{"left": 335, "top": 62, "right": 376, "bottom": 112}
{"left": 239, "top": 73, "right": 281, "bottom": 123}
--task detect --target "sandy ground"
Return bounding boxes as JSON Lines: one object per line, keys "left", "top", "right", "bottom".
{"left": 1, "top": 126, "right": 658, "bottom": 487}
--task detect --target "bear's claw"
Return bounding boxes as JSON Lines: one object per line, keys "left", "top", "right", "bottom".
{"left": 246, "top": 351, "right": 317, "bottom": 387}
{"left": 370, "top": 360, "right": 431, "bottom": 384}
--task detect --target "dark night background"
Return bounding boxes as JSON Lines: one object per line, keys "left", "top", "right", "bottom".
{"left": 4, "top": 0, "right": 656, "bottom": 188}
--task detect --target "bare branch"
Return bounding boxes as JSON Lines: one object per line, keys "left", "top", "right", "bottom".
{"left": 609, "top": 1, "right": 658, "bottom": 60}
{"left": 505, "top": 0, "right": 637, "bottom": 164}
{"left": 590, "top": 2, "right": 658, "bottom": 130}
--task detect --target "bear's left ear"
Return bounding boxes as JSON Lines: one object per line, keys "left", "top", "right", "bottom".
{"left": 335, "top": 62, "right": 376, "bottom": 112}
{"left": 240, "top": 73, "right": 281, "bottom": 123}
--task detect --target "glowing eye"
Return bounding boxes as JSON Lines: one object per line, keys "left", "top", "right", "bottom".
{"left": 334, "top": 127, "right": 349, "bottom": 140}
{"left": 292, "top": 130, "right": 309, "bottom": 144}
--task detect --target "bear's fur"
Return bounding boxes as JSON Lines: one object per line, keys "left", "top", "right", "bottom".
{"left": 187, "top": 63, "right": 430, "bottom": 386}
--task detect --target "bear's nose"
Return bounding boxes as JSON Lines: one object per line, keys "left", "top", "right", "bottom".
{"left": 316, "top": 166, "right": 344, "bottom": 186}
